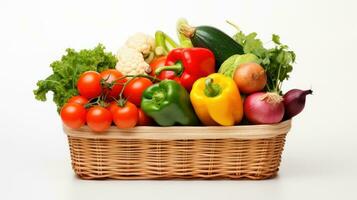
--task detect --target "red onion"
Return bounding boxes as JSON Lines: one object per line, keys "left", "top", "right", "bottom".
{"left": 244, "top": 92, "right": 285, "bottom": 124}
{"left": 283, "top": 89, "right": 312, "bottom": 118}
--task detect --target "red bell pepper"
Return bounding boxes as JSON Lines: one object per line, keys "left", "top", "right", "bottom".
{"left": 155, "top": 48, "right": 215, "bottom": 91}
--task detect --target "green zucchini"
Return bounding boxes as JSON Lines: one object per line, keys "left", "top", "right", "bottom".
{"left": 180, "top": 24, "right": 244, "bottom": 69}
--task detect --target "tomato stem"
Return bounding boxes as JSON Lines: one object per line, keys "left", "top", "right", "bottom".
{"left": 113, "top": 74, "right": 161, "bottom": 83}
{"left": 85, "top": 73, "right": 160, "bottom": 108}
{"left": 116, "top": 74, "right": 157, "bottom": 106}
{"left": 84, "top": 95, "right": 109, "bottom": 108}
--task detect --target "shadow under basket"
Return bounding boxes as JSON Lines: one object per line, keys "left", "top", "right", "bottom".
{"left": 63, "top": 120, "right": 292, "bottom": 180}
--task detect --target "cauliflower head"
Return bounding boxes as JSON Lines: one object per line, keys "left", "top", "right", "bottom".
{"left": 125, "top": 33, "right": 155, "bottom": 56}
{"left": 115, "top": 47, "right": 150, "bottom": 76}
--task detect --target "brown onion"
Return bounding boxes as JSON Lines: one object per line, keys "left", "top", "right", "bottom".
{"left": 233, "top": 63, "right": 267, "bottom": 94}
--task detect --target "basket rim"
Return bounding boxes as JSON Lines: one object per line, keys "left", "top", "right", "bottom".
{"left": 63, "top": 120, "right": 291, "bottom": 140}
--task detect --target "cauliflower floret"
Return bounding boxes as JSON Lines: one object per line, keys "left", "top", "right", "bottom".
{"left": 115, "top": 47, "right": 150, "bottom": 76}
{"left": 115, "top": 33, "right": 156, "bottom": 76}
{"left": 125, "top": 33, "right": 155, "bottom": 56}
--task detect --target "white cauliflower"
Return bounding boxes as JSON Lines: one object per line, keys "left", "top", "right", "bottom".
{"left": 115, "top": 33, "right": 156, "bottom": 76}
{"left": 125, "top": 33, "right": 155, "bottom": 62}
{"left": 115, "top": 47, "right": 150, "bottom": 76}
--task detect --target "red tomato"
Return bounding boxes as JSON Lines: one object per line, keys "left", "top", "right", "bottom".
{"left": 68, "top": 96, "right": 89, "bottom": 105}
{"left": 123, "top": 78, "right": 153, "bottom": 106}
{"left": 100, "top": 69, "right": 126, "bottom": 100}
{"left": 149, "top": 56, "right": 166, "bottom": 77}
{"left": 86, "top": 106, "right": 112, "bottom": 132}
{"left": 107, "top": 101, "right": 119, "bottom": 113}
{"left": 60, "top": 103, "right": 86, "bottom": 129}
{"left": 77, "top": 71, "right": 102, "bottom": 99}
{"left": 112, "top": 101, "right": 138, "bottom": 129}
{"left": 137, "top": 108, "right": 153, "bottom": 126}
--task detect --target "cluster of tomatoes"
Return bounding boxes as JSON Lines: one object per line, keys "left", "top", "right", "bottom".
{"left": 60, "top": 69, "right": 154, "bottom": 132}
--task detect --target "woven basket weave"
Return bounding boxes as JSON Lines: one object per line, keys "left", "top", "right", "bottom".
{"left": 64, "top": 120, "right": 291, "bottom": 180}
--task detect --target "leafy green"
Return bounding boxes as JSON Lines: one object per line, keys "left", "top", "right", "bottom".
{"left": 232, "top": 29, "right": 295, "bottom": 94}
{"left": 34, "top": 44, "right": 117, "bottom": 112}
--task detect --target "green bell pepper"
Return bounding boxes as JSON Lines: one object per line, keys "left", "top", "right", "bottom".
{"left": 141, "top": 80, "right": 199, "bottom": 126}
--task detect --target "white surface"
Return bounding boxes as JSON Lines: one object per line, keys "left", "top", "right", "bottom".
{"left": 1, "top": 0, "right": 357, "bottom": 199}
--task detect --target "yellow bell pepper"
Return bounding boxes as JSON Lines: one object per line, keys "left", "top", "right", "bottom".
{"left": 190, "top": 73, "right": 243, "bottom": 126}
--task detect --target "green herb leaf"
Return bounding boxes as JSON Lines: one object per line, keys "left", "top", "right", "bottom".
{"left": 272, "top": 34, "right": 281, "bottom": 45}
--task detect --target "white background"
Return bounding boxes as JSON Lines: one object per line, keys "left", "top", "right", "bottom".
{"left": 1, "top": 0, "right": 357, "bottom": 199}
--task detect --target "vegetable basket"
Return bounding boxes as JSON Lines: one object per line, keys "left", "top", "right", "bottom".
{"left": 64, "top": 120, "right": 291, "bottom": 180}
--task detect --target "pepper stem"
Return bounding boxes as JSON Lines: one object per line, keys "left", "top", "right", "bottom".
{"left": 204, "top": 78, "right": 221, "bottom": 97}
{"left": 152, "top": 91, "right": 165, "bottom": 105}
{"left": 155, "top": 62, "right": 183, "bottom": 76}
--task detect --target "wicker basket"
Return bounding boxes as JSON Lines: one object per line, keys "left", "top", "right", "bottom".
{"left": 63, "top": 120, "right": 291, "bottom": 180}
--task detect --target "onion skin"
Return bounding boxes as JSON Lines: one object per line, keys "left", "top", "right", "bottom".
{"left": 233, "top": 63, "right": 267, "bottom": 94}
{"left": 244, "top": 92, "right": 285, "bottom": 124}
{"left": 283, "top": 89, "right": 312, "bottom": 119}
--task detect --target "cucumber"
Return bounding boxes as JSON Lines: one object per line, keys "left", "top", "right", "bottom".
{"left": 180, "top": 24, "right": 244, "bottom": 69}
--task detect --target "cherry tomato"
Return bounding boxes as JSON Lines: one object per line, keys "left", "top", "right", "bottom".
{"left": 60, "top": 103, "right": 86, "bottom": 129}
{"left": 107, "top": 101, "right": 119, "bottom": 114}
{"left": 67, "top": 96, "right": 89, "bottom": 105}
{"left": 77, "top": 71, "right": 102, "bottom": 99}
{"left": 112, "top": 101, "right": 138, "bottom": 129}
{"left": 123, "top": 78, "right": 153, "bottom": 106}
{"left": 137, "top": 108, "right": 153, "bottom": 126}
{"left": 100, "top": 69, "right": 126, "bottom": 100}
{"left": 149, "top": 56, "right": 166, "bottom": 77}
{"left": 86, "top": 106, "right": 112, "bottom": 132}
